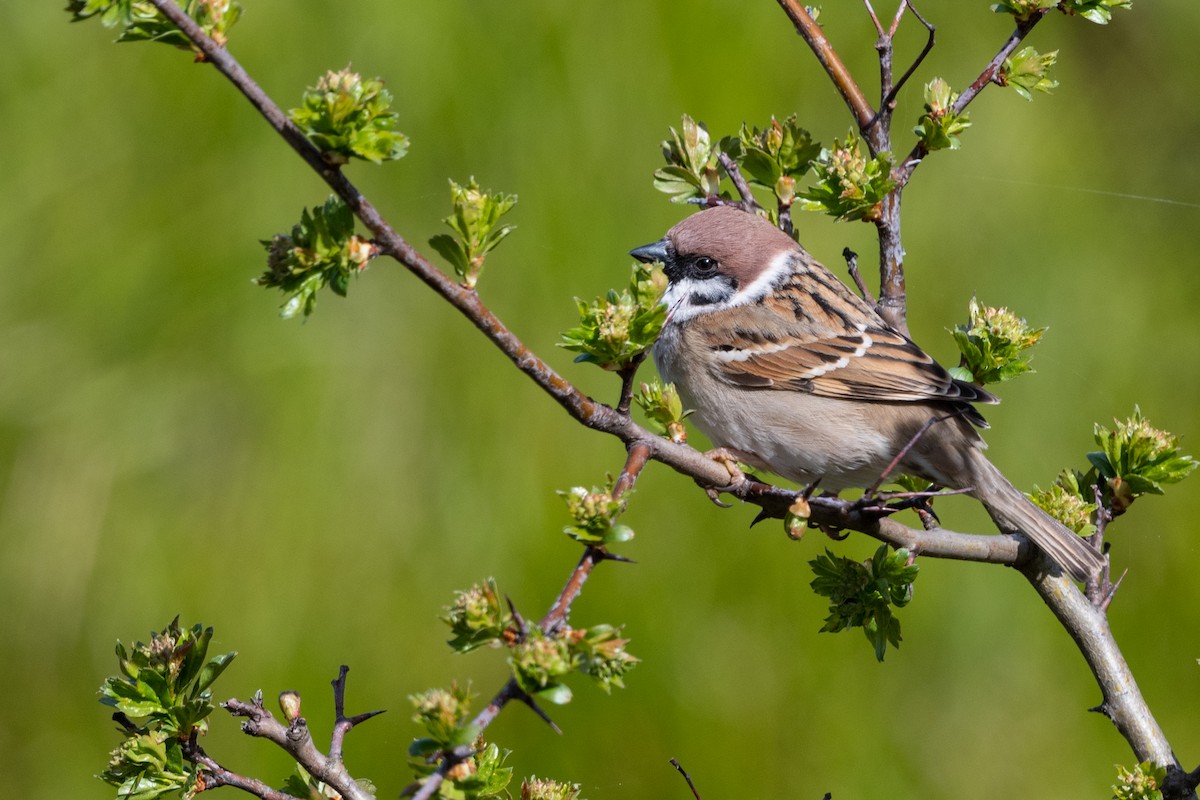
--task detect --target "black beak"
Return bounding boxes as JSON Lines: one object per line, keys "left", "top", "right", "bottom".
{"left": 629, "top": 238, "right": 670, "bottom": 265}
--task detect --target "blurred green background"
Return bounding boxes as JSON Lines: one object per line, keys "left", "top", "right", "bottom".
{"left": 4, "top": 2, "right": 1199, "bottom": 798}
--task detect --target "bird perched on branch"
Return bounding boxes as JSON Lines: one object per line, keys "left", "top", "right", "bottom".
{"left": 631, "top": 205, "right": 1103, "bottom": 582}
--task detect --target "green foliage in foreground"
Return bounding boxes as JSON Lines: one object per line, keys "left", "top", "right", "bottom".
{"left": 97, "top": 619, "right": 236, "bottom": 800}
{"left": 810, "top": 546, "right": 919, "bottom": 662}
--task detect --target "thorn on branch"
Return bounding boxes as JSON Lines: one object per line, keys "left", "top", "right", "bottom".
{"left": 514, "top": 687, "right": 563, "bottom": 735}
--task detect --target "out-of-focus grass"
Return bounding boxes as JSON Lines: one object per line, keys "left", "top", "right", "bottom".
{"left": 3, "top": 3, "right": 1200, "bottom": 799}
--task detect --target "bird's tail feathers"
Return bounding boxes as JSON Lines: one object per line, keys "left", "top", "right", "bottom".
{"left": 971, "top": 456, "right": 1105, "bottom": 582}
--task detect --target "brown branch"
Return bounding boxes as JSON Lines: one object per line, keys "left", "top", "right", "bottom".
{"left": 774, "top": 0, "right": 876, "bottom": 134}
{"left": 1021, "top": 558, "right": 1183, "bottom": 780}
{"left": 183, "top": 733, "right": 302, "bottom": 800}
{"left": 222, "top": 689, "right": 375, "bottom": 800}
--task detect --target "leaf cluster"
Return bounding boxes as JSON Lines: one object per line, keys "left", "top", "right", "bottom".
{"left": 428, "top": 178, "right": 518, "bottom": 288}
{"left": 521, "top": 777, "right": 584, "bottom": 800}
{"left": 914, "top": 78, "right": 972, "bottom": 151}
{"left": 440, "top": 573, "right": 638, "bottom": 707}
{"left": 948, "top": 296, "right": 1046, "bottom": 385}
{"left": 1033, "top": 408, "right": 1196, "bottom": 528}
{"left": 1000, "top": 46, "right": 1060, "bottom": 100}
{"left": 67, "top": 0, "right": 242, "bottom": 51}
{"left": 559, "top": 263, "right": 666, "bottom": 371}
{"left": 557, "top": 482, "right": 634, "bottom": 546}
{"left": 809, "top": 546, "right": 918, "bottom": 662}
{"left": 1112, "top": 761, "right": 1167, "bottom": 800}
{"left": 721, "top": 115, "right": 821, "bottom": 209}
{"left": 1088, "top": 407, "right": 1198, "bottom": 512}
{"left": 798, "top": 134, "right": 896, "bottom": 222}
{"left": 289, "top": 67, "right": 409, "bottom": 164}
{"left": 633, "top": 380, "right": 690, "bottom": 443}
{"left": 97, "top": 618, "right": 236, "bottom": 800}
{"left": 256, "top": 196, "right": 376, "bottom": 319}
{"left": 444, "top": 578, "right": 514, "bottom": 653}
{"left": 653, "top": 114, "right": 723, "bottom": 204}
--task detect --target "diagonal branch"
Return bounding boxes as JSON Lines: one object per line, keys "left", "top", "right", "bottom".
{"left": 774, "top": 0, "right": 876, "bottom": 134}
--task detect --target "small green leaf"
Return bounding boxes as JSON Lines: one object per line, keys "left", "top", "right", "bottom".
{"left": 914, "top": 78, "right": 971, "bottom": 151}
{"left": 559, "top": 262, "right": 666, "bottom": 371}
{"left": 1000, "top": 47, "right": 1059, "bottom": 101}
{"left": 949, "top": 296, "right": 1045, "bottom": 386}
{"left": 256, "top": 196, "right": 376, "bottom": 319}
{"left": 1113, "top": 760, "right": 1166, "bottom": 800}
{"left": 1061, "top": 0, "right": 1132, "bottom": 25}
{"left": 289, "top": 67, "right": 409, "bottom": 164}
{"left": 429, "top": 178, "right": 517, "bottom": 287}
{"left": 556, "top": 481, "right": 631, "bottom": 546}
{"left": 654, "top": 115, "right": 723, "bottom": 204}
{"left": 69, "top": 0, "right": 243, "bottom": 53}
{"left": 809, "top": 545, "right": 918, "bottom": 661}
{"left": 798, "top": 133, "right": 896, "bottom": 222}
{"left": 443, "top": 578, "right": 513, "bottom": 653}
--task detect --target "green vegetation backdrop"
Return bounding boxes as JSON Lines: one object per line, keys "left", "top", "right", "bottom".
{"left": 4, "top": 2, "right": 1200, "bottom": 798}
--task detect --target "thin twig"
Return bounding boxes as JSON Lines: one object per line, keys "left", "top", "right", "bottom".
{"left": 183, "top": 734, "right": 302, "bottom": 800}
{"left": 669, "top": 758, "right": 702, "bottom": 800}
{"left": 717, "top": 152, "right": 764, "bottom": 213}
{"left": 329, "top": 665, "right": 385, "bottom": 764}
{"left": 882, "top": 2, "right": 935, "bottom": 113}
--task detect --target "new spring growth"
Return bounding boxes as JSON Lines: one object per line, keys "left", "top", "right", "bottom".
{"left": 1030, "top": 470, "right": 1098, "bottom": 535}
{"left": 992, "top": 0, "right": 1133, "bottom": 26}
{"left": 98, "top": 619, "right": 237, "bottom": 799}
{"left": 1112, "top": 761, "right": 1167, "bottom": 800}
{"left": 510, "top": 632, "right": 580, "bottom": 705}
{"left": 633, "top": 380, "right": 689, "bottom": 443}
{"left": 810, "top": 546, "right": 919, "bottom": 662}
{"left": 1089, "top": 407, "right": 1198, "bottom": 514}
{"left": 915, "top": 78, "right": 971, "bottom": 151}
{"left": 558, "top": 483, "right": 633, "bottom": 546}
{"left": 67, "top": 0, "right": 243, "bottom": 54}
{"left": 278, "top": 691, "right": 302, "bottom": 723}
{"left": 559, "top": 263, "right": 666, "bottom": 371}
{"left": 408, "top": 683, "right": 478, "bottom": 752}
{"left": 949, "top": 296, "right": 1045, "bottom": 385}
{"left": 721, "top": 115, "right": 821, "bottom": 208}
{"left": 289, "top": 66, "right": 409, "bottom": 164}
{"left": 1000, "top": 47, "right": 1059, "bottom": 101}
{"left": 654, "top": 114, "right": 723, "bottom": 204}
{"left": 563, "top": 625, "right": 639, "bottom": 694}
{"left": 428, "top": 178, "right": 517, "bottom": 288}
{"left": 521, "top": 777, "right": 583, "bottom": 800}
{"left": 257, "top": 196, "right": 377, "bottom": 319}
{"left": 799, "top": 132, "right": 896, "bottom": 222}
{"left": 443, "top": 578, "right": 514, "bottom": 653}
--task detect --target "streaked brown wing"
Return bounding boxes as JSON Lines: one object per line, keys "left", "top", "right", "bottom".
{"left": 699, "top": 309, "right": 995, "bottom": 406}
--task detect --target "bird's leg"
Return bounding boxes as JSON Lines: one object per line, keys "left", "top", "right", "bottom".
{"left": 698, "top": 447, "right": 753, "bottom": 507}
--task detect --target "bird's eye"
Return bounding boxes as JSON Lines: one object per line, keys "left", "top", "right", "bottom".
{"left": 693, "top": 256, "right": 718, "bottom": 276}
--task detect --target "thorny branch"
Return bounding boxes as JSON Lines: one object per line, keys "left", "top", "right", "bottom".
{"left": 136, "top": 1, "right": 1192, "bottom": 795}
{"left": 411, "top": 444, "right": 653, "bottom": 800}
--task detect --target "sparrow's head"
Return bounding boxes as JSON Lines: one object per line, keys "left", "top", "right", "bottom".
{"left": 630, "top": 206, "right": 800, "bottom": 322}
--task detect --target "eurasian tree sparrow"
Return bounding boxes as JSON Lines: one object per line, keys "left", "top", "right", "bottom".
{"left": 631, "top": 205, "right": 1104, "bottom": 582}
